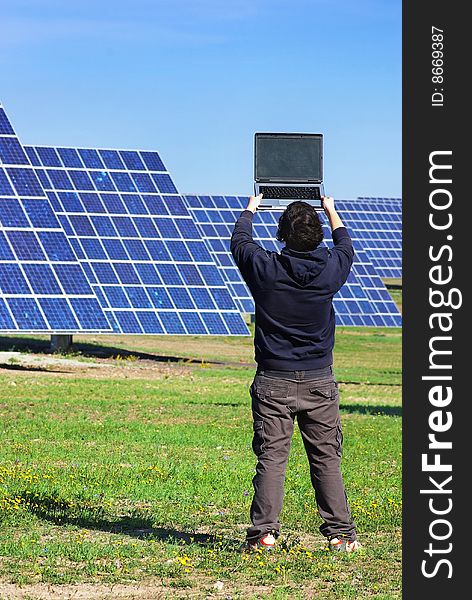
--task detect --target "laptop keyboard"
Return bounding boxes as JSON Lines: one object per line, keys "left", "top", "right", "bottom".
{"left": 258, "top": 186, "right": 322, "bottom": 200}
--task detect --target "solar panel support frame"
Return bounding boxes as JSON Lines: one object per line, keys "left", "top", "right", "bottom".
{"left": 50, "top": 334, "right": 73, "bottom": 353}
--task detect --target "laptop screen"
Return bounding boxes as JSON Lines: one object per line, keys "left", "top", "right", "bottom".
{"left": 255, "top": 133, "right": 323, "bottom": 182}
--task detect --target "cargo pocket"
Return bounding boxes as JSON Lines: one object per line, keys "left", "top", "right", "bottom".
{"left": 309, "top": 381, "right": 336, "bottom": 400}
{"left": 255, "top": 381, "right": 290, "bottom": 402}
{"left": 252, "top": 420, "right": 265, "bottom": 456}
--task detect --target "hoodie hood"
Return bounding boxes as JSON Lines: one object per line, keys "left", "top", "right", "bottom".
{"left": 278, "top": 246, "right": 329, "bottom": 286}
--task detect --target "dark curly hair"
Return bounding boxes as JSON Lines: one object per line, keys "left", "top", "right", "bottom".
{"left": 276, "top": 201, "right": 324, "bottom": 251}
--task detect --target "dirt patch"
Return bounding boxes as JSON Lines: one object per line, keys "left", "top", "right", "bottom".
{"left": 0, "top": 352, "right": 197, "bottom": 381}
{"left": 0, "top": 352, "right": 106, "bottom": 370}
{"left": 0, "top": 578, "right": 274, "bottom": 599}
{"left": 0, "top": 334, "right": 256, "bottom": 368}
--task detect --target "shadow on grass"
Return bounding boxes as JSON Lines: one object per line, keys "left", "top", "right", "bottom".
{"left": 340, "top": 404, "right": 402, "bottom": 416}
{"left": 16, "top": 490, "right": 237, "bottom": 549}
{"left": 0, "top": 363, "right": 69, "bottom": 374}
{"left": 0, "top": 335, "right": 227, "bottom": 366}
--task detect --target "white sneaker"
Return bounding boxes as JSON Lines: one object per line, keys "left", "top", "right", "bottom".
{"left": 329, "top": 537, "right": 362, "bottom": 553}
{"left": 247, "top": 532, "right": 277, "bottom": 551}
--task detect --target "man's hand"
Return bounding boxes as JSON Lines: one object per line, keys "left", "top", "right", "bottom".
{"left": 322, "top": 196, "right": 344, "bottom": 231}
{"left": 322, "top": 196, "right": 335, "bottom": 215}
{"left": 246, "top": 193, "right": 263, "bottom": 214}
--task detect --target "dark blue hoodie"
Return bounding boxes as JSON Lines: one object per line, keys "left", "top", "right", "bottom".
{"left": 230, "top": 210, "right": 354, "bottom": 370}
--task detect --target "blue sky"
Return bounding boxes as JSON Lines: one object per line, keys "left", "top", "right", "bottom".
{"left": 1, "top": 0, "right": 401, "bottom": 198}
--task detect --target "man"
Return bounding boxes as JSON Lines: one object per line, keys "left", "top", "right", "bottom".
{"left": 230, "top": 194, "right": 360, "bottom": 553}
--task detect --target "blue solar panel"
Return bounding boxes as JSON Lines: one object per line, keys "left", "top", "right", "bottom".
{"left": 6, "top": 168, "right": 44, "bottom": 196}
{"left": 0, "top": 105, "right": 112, "bottom": 333}
{"left": 0, "top": 108, "right": 15, "bottom": 135}
{"left": 185, "top": 195, "right": 402, "bottom": 327}
{"left": 57, "top": 147, "right": 84, "bottom": 168}
{"left": 0, "top": 137, "right": 30, "bottom": 164}
{"left": 337, "top": 198, "right": 402, "bottom": 279}
{"left": 28, "top": 145, "right": 250, "bottom": 335}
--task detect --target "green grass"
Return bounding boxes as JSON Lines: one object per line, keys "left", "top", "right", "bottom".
{"left": 0, "top": 327, "right": 401, "bottom": 598}
{"left": 388, "top": 289, "right": 402, "bottom": 313}
{"left": 382, "top": 279, "right": 402, "bottom": 314}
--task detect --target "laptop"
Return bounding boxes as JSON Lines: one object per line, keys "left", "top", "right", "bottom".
{"left": 254, "top": 132, "right": 324, "bottom": 210}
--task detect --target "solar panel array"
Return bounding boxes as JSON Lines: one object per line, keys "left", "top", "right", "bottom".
{"left": 0, "top": 107, "right": 112, "bottom": 333}
{"left": 24, "top": 144, "right": 249, "bottom": 336}
{"left": 185, "top": 195, "right": 402, "bottom": 327}
{"left": 1, "top": 103, "right": 402, "bottom": 334}
{"left": 337, "top": 198, "right": 402, "bottom": 279}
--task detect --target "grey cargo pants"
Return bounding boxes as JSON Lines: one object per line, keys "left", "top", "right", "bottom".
{"left": 246, "top": 366, "right": 356, "bottom": 543}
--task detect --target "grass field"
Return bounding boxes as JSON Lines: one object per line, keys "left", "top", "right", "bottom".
{"left": 0, "top": 326, "right": 402, "bottom": 599}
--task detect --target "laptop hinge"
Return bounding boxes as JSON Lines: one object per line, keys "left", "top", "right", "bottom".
{"left": 257, "top": 180, "right": 321, "bottom": 184}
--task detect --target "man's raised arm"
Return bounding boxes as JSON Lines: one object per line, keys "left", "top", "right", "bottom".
{"left": 323, "top": 196, "right": 354, "bottom": 290}
{"left": 323, "top": 196, "right": 345, "bottom": 232}
{"left": 230, "top": 194, "right": 266, "bottom": 271}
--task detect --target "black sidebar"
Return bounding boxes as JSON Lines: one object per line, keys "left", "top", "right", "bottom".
{"left": 403, "top": 2, "right": 467, "bottom": 597}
